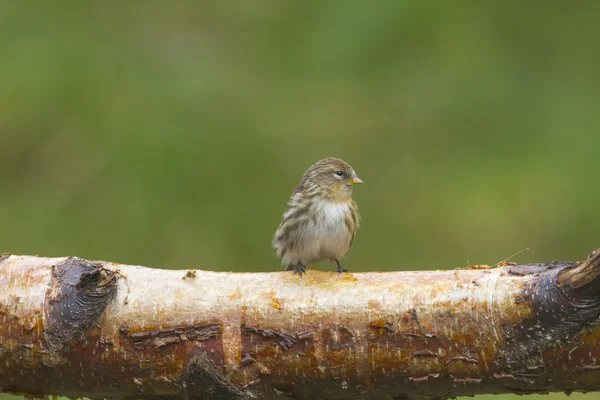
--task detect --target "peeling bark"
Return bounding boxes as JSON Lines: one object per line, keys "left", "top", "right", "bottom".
{"left": 1, "top": 250, "right": 600, "bottom": 399}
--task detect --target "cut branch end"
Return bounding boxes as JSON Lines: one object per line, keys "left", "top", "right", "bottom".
{"left": 557, "top": 248, "right": 600, "bottom": 292}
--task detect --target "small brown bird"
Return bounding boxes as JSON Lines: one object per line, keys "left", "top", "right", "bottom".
{"left": 273, "top": 157, "right": 363, "bottom": 277}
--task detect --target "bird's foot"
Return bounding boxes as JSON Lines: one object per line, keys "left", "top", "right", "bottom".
{"left": 335, "top": 260, "right": 349, "bottom": 273}
{"left": 293, "top": 263, "right": 307, "bottom": 277}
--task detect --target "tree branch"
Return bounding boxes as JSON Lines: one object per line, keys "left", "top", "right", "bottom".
{"left": 1, "top": 250, "right": 600, "bottom": 399}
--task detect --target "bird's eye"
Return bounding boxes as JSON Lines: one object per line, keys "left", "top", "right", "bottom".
{"left": 335, "top": 170, "right": 344, "bottom": 177}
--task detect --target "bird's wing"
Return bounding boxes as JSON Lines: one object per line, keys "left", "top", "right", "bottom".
{"left": 346, "top": 199, "right": 360, "bottom": 250}
{"left": 279, "top": 192, "right": 314, "bottom": 228}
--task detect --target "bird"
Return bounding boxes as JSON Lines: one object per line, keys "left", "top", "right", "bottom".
{"left": 273, "top": 157, "right": 363, "bottom": 277}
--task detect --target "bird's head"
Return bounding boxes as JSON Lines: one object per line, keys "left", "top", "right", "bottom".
{"left": 301, "top": 157, "right": 363, "bottom": 201}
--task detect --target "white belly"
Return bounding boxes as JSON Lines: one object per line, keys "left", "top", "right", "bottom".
{"left": 287, "top": 201, "right": 352, "bottom": 265}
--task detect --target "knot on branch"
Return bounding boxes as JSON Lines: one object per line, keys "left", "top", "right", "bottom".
{"left": 44, "top": 257, "right": 117, "bottom": 350}
{"left": 185, "top": 352, "right": 248, "bottom": 400}
{"left": 498, "top": 259, "right": 600, "bottom": 370}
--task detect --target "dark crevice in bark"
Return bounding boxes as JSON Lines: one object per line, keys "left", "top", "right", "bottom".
{"left": 242, "top": 326, "right": 297, "bottom": 351}
{"left": 120, "top": 323, "right": 221, "bottom": 349}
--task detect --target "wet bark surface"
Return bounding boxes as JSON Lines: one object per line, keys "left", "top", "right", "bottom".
{"left": 1, "top": 250, "right": 600, "bottom": 399}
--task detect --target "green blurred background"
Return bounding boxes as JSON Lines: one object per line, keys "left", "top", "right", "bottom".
{"left": 1, "top": 1, "right": 599, "bottom": 399}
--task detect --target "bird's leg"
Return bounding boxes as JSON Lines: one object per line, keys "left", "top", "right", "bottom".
{"left": 335, "top": 259, "right": 349, "bottom": 273}
{"left": 292, "top": 263, "right": 307, "bottom": 277}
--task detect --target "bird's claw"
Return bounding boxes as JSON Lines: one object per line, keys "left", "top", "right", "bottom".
{"left": 335, "top": 260, "right": 349, "bottom": 273}
{"left": 293, "top": 264, "right": 307, "bottom": 277}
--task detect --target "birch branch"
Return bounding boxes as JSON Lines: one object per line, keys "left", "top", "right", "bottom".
{"left": 1, "top": 249, "right": 600, "bottom": 399}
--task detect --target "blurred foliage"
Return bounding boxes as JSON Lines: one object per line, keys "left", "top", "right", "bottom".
{"left": 1, "top": 2, "right": 599, "bottom": 399}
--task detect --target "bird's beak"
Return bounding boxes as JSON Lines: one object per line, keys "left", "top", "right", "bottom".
{"left": 348, "top": 175, "right": 364, "bottom": 185}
